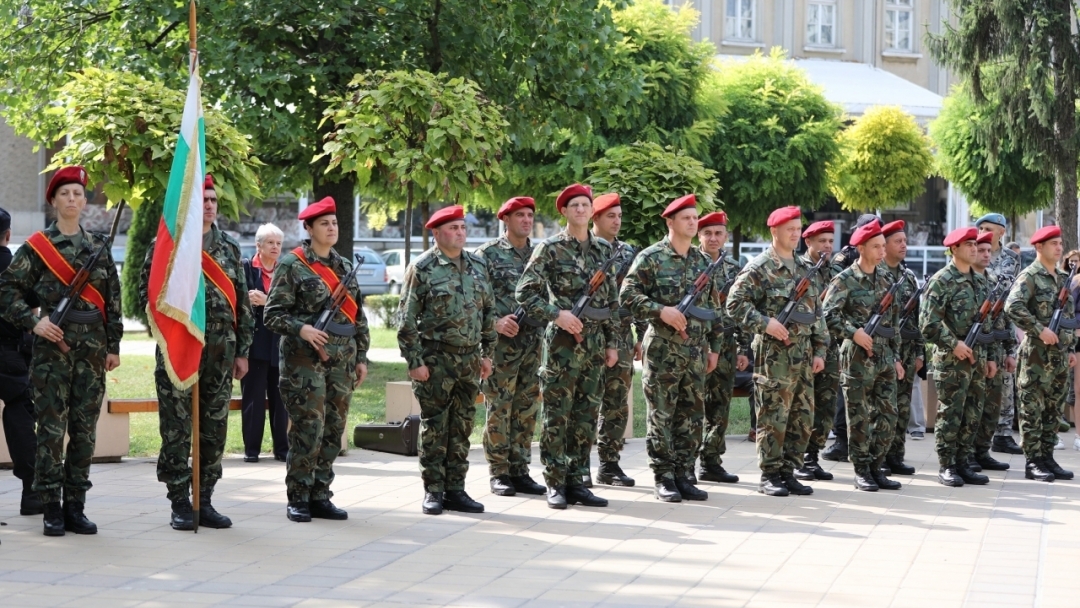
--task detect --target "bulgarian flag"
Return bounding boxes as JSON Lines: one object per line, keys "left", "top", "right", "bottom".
{"left": 146, "top": 53, "right": 206, "bottom": 389}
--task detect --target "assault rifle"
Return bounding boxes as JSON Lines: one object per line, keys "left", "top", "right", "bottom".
{"left": 896, "top": 270, "right": 928, "bottom": 332}
{"left": 312, "top": 253, "right": 364, "bottom": 362}
{"left": 1047, "top": 261, "right": 1079, "bottom": 342}
{"left": 862, "top": 273, "right": 904, "bottom": 341}
{"left": 776, "top": 251, "right": 827, "bottom": 343}
{"left": 963, "top": 275, "right": 1008, "bottom": 349}
{"left": 673, "top": 254, "right": 725, "bottom": 340}
{"left": 565, "top": 244, "right": 623, "bottom": 344}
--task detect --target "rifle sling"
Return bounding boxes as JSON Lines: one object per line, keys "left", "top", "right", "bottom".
{"left": 25, "top": 231, "right": 108, "bottom": 323}
{"left": 292, "top": 246, "right": 358, "bottom": 324}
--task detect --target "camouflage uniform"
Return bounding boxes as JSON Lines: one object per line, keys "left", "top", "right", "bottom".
{"left": 884, "top": 263, "right": 924, "bottom": 464}
{"left": 804, "top": 252, "right": 841, "bottom": 456}
{"left": 139, "top": 225, "right": 254, "bottom": 502}
{"left": 263, "top": 242, "right": 369, "bottom": 503}
{"left": 973, "top": 269, "right": 1016, "bottom": 458}
{"left": 621, "top": 238, "right": 722, "bottom": 481}
{"left": 989, "top": 247, "right": 1022, "bottom": 438}
{"left": 398, "top": 247, "right": 496, "bottom": 493}
{"left": 822, "top": 263, "right": 901, "bottom": 471}
{"left": 516, "top": 231, "right": 617, "bottom": 489}
{"left": 0, "top": 223, "right": 122, "bottom": 504}
{"left": 698, "top": 250, "right": 744, "bottom": 469}
{"left": 474, "top": 237, "right": 542, "bottom": 478}
{"left": 919, "top": 263, "right": 989, "bottom": 468}
{"left": 1004, "top": 261, "right": 1078, "bottom": 460}
{"left": 727, "top": 248, "right": 829, "bottom": 476}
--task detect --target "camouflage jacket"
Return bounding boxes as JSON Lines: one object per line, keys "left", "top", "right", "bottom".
{"left": 0, "top": 222, "right": 123, "bottom": 354}
{"left": 979, "top": 267, "right": 1017, "bottom": 362}
{"left": 621, "top": 237, "right": 723, "bottom": 351}
{"left": 515, "top": 230, "right": 618, "bottom": 350}
{"left": 139, "top": 224, "right": 254, "bottom": 356}
{"left": 884, "top": 262, "right": 925, "bottom": 351}
{"left": 803, "top": 250, "right": 841, "bottom": 345}
{"left": 397, "top": 246, "right": 497, "bottom": 369}
{"left": 474, "top": 235, "right": 544, "bottom": 350}
{"left": 822, "top": 261, "right": 902, "bottom": 362}
{"left": 918, "top": 262, "right": 989, "bottom": 360}
{"left": 1005, "top": 260, "right": 1078, "bottom": 351}
{"left": 989, "top": 246, "right": 1022, "bottom": 281}
{"left": 611, "top": 240, "right": 648, "bottom": 350}
{"left": 727, "top": 246, "right": 829, "bottom": 360}
{"left": 702, "top": 247, "right": 748, "bottom": 352}
{"left": 263, "top": 241, "right": 370, "bottom": 365}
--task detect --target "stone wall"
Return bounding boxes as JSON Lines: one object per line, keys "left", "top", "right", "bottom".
{"left": 0, "top": 118, "right": 44, "bottom": 237}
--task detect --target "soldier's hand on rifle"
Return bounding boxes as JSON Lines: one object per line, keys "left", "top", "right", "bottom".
{"left": 737, "top": 354, "right": 749, "bottom": 371}
{"left": 764, "top": 318, "right": 788, "bottom": 342}
{"left": 554, "top": 310, "right": 583, "bottom": 335}
{"left": 300, "top": 324, "right": 329, "bottom": 349}
{"left": 895, "top": 361, "right": 905, "bottom": 381}
{"left": 853, "top": 328, "right": 874, "bottom": 355}
{"left": 985, "top": 360, "right": 997, "bottom": 379}
{"left": 495, "top": 314, "right": 520, "bottom": 338}
{"left": 633, "top": 342, "right": 643, "bottom": 361}
{"left": 604, "top": 349, "right": 618, "bottom": 368}
{"left": 480, "top": 358, "right": 493, "bottom": 380}
{"left": 355, "top": 363, "right": 368, "bottom": 387}
{"left": 659, "top": 306, "right": 687, "bottom": 332}
{"left": 706, "top": 352, "right": 719, "bottom": 373}
{"left": 409, "top": 365, "right": 430, "bottom": 382}
{"left": 232, "top": 357, "right": 249, "bottom": 381}
{"left": 1039, "top": 327, "right": 1059, "bottom": 346}
{"left": 105, "top": 354, "right": 120, "bottom": 372}
{"left": 33, "top": 317, "right": 64, "bottom": 343}
{"left": 952, "top": 340, "right": 974, "bottom": 363}
{"left": 812, "top": 356, "right": 824, "bottom": 374}
{"left": 1005, "top": 356, "right": 1016, "bottom": 373}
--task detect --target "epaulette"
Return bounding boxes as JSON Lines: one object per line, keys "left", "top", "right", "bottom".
{"left": 467, "top": 250, "right": 487, "bottom": 268}
{"left": 414, "top": 249, "right": 439, "bottom": 270}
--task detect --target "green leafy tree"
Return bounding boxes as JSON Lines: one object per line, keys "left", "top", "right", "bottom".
{"left": 828, "top": 105, "right": 933, "bottom": 212}
{"left": 703, "top": 50, "right": 842, "bottom": 248}
{"left": 585, "top": 142, "right": 719, "bottom": 246}
{"left": 320, "top": 70, "right": 508, "bottom": 263}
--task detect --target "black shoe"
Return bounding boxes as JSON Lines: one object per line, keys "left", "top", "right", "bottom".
{"left": 992, "top": 435, "right": 1024, "bottom": 455}
{"left": 490, "top": 475, "right": 517, "bottom": 497}
{"left": 853, "top": 467, "right": 879, "bottom": 492}
{"left": 886, "top": 456, "right": 916, "bottom": 476}
{"left": 566, "top": 485, "right": 608, "bottom": 507}
{"left": 699, "top": 462, "right": 739, "bottom": 483}
{"left": 685, "top": 469, "right": 698, "bottom": 485}
{"left": 170, "top": 498, "right": 194, "bottom": 530}
{"left": 509, "top": 474, "right": 547, "bottom": 495}
{"left": 967, "top": 457, "right": 983, "bottom": 473}
{"left": 878, "top": 465, "right": 892, "bottom": 477}
{"left": 422, "top": 492, "right": 444, "bottom": 515}
{"left": 655, "top": 478, "right": 682, "bottom": 502}
{"left": 243, "top": 455, "right": 259, "bottom": 463}
{"left": 63, "top": 501, "right": 97, "bottom": 534}
{"left": 444, "top": 490, "right": 485, "bottom": 513}
{"left": 274, "top": 452, "right": 288, "bottom": 462}
{"left": 956, "top": 461, "right": 989, "bottom": 485}
{"left": 975, "top": 451, "right": 1010, "bottom": 471}
{"left": 793, "top": 465, "right": 816, "bottom": 481}
{"left": 582, "top": 472, "right": 593, "bottom": 488}
{"left": 781, "top": 472, "right": 813, "bottom": 495}
{"left": 546, "top": 486, "right": 567, "bottom": 510}
{"left": 199, "top": 499, "right": 233, "bottom": 528}
{"left": 871, "top": 469, "right": 902, "bottom": 490}
{"left": 800, "top": 454, "right": 833, "bottom": 481}
{"left": 287, "top": 501, "right": 312, "bottom": 522}
{"left": 1043, "top": 456, "right": 1074, "bottom": 480}
{"left": 674, "top": 477, "right": 708, "bottom": 501}
{"left": 20, "top": 481, "right": 43, "bottom": 516}
{"left": 938, "top": 466, "right": 964, "bottom": 487}
{"left": 821, "top": 439, "right": 849, "bottom": 462}
{"left": 42, "top": 502, "right": 64, "bottom": 537}
{"left": 310, "top": 499, "right": 348, "bottom": 520}
{"left": 1025, "top": 459, "right": 1056, "bottom": 482}
{"left": 596, "top": 462, "right": 636, "bottom": 487}
{"left": 758, "top": 473, "right": 791, "bottom": 497}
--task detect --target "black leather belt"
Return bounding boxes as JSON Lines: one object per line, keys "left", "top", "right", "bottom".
{"left": 422, "top": 339, "right": 479, "bottom": 355}
{"left": 325, "top": 321, "right": 356, "bottom": 337}
{"left": 786, "top": 311, "right": 816, "bottom": 325}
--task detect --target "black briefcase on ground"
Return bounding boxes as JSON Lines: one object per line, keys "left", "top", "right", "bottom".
{"left": 353, "top": 415, "right": 420, "bottom": 456}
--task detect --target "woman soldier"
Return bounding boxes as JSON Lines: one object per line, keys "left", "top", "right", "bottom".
{"left": 264, "top": 197, "right": 370, "bottom": 522}
{"left": 0, "top": 166, "right": 122, "bottom": 536}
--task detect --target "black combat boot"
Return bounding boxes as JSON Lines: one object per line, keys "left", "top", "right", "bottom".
{"left": 780, "top": 472, "right": 813, "bottom": 495}
{"left": 566, "top": 485, "right": 608, "bottom": 507}
{"left": 655, "top": 478, "right": 682, "bottom": 502}
{"left": 509, "top": 474, "right": 546, "bottom": 495}
{"left": 490, "top": 475, "right": 517, "bottom": 496}
{"left": 42, "top": 502, "right": 64, "bottom": 537}
{"left": 1025, "top": 458, "right": 1055, "bottom": 482}
{"left": 444, "top": 490, "right": 485, "bottom": 513}
{"left": 310, "top": 499, "right": 348, "bottom": 520}
{"left": 546, "top": 486, "right": 567, "bottom": 510}
{"left": 421, "top": 492, "right": 444, "bottom": 515}
{"left": 758, "top": 473, "right": 790, "bottom": 496}
{"left": 886, "top": 455, "right": 916, "bottom": 476}
{"left": 674, "top": 476, "right": 708, "bottom": 501}
{"left": 956, "top": 460, "right": 989, "bottom": 485}
{"left": 1043, "top": 455, "right": 1074, "bottom": 480}
{"left": 20, "top": 479, "right": 42, "bottom": 516}
{"left": 938, "top": 466, "right": 964, "bottom": 487}
{"left": 992, "top": 435, "right": 1023, "bottom": 455}
{"left": 699, "top": 462, "right": 739, "bottom": 483}
{"left": 974, "top": 451, "right": 1010, "bottom": 471}
{"left": 287, "top": 501, "right": 312, "bottom": 521}
{"left": 967, "top": 457, "right": 983, "bottom": 473}
{"left": 199, "top": 497, "right": 233, "bottom": 528}
{"left": 63, "top": 501, "right": 97, "bottom": 534}
{"left": 582, "top": 472, "right": 593, "bottom": 488}
{"left": 852, "top": 467, "right": 879, "bottom": 492}
{"left": 821, "top": 437, "right": 849, "bottom": 462}
{"left": 797, "top": 452, "right": 833, "bottom": 481}
{"left": 596, "top": 461, "right": 636, "bottom": 487}
{"left": 871, "top": 468, "right": 902, "bottom": 490}
{"left": 171, "top": 497, "right": 194, "bottom": 530}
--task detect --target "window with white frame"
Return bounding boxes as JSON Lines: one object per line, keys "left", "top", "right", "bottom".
{"left": 725, "top": 0, "right": 756, "bottom": 41}
{"left": 885, "top": 0, "right": 914, "bottom": 52}
{"left": 806, "top": 0, "right": 837, "bottom": 47}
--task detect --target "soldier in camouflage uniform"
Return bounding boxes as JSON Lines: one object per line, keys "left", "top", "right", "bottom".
{"left": 399, "top": 205, "right": 496, "bottom": 515}
{"left": 823, "top": 222, "right": 904, "bottom": 492}
{"left": 475, "top": 197, "right": 547, "bottom": 497}
{"left": 1004, "top": 225, "right": 1077, "bottom": 482}
{"left": 695, "top": 211, "right": 744, "bottom": 484}
{"left": 0, "top": 167, "right": 122, "bottom": 536}
{"left": 516, "top": 184, "right": 619, "bottom": 510}
{"left": 728, "top": 206, "right": 828, "bottom": 497}
{"left": 140, "top": 175, "right": 254, "bottom": 529}
{"left": 622, "top": 195, "right": 720, "bottom": 502}
{"left": 919, "top": 227, "right": 992, "bottom": 487}
{"left": 264, "top": 197, "right": 370, "bottom": 522}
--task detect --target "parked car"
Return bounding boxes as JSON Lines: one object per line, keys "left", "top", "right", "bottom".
{"left": 381, "top": 248, "right": 423, "bottom": 294}
{"left": 351, "top": 246, "right": 391, "bottom": 296}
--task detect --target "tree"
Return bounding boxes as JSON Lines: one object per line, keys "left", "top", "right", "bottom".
{"left": 828, "top": 106, "right": 933, "bottom": 212}
{"left": 320, "top": 70, "right": 508, "bottom": 263}
{"left": 6, "top": 68, "right": 263, "bottom": 323}
{"left": 929, "top": 85, "right": 1053, "bottom": 224}
{"left": 928, "top": 1, "right": 1080, "bottom": 250}
{"left": 703, "top": 50, "right": 842, "bottom": 249}
{"left": 585, "top": 142, "right": 719, "bottom": 246}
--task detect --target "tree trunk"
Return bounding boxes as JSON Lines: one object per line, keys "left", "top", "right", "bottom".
{"left": 1050, "top": 12, "right": 1078, "bottom": 252}
{"left": 404, "top": 182, "right": 415, "bottom": 266}
{"left": 420, "top": 200, "right": 431, "bottom": 250}
{"left": 732, "top": 227, "right": 743, "bottom": 258}
{"left": 312, "top": 169, "right": 357, "bottom": 258}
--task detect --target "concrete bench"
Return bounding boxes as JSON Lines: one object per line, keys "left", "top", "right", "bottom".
{"left": 0, "top": 394, "right": 129, "bottom": 465}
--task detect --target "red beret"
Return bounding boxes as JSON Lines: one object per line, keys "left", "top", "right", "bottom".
{"left": 556, "top": 184, "right": 592, "bottom": 212}
{"left": 1031, "top": 225, "right": 1062, "bottom": 245}
{"left": 204, "top": 174, "right": 215, "bottom": 191}
{"left": 497, "top": 196, "right": 534, "bottom": 220}
{"left": 298, "top": 196, "right": 336, "bottom": 221}
{"left": 802, "top": 220, "right": 834, "bottom": 239}
{"left": 850, "top": 223, "right": 883, "bottom": 246}
{"left": 592, "top": 193, "right": 621, "bottom": 217}
{"left": 882, "top": 220, "right": 905, "bottom": 237}
{"left": 662, "top": 194, "right": 697, "bottom": 219}
{"left": 976, "top": 231, "right": 993, "bottom": 245}
{"left": 943, "top": 227, "right": 979, "bottom": 247}
{"left": 767, "top": 206, "right": 802, "bottom": 227}
{"left": 426, "top": 205, "right": 465, "bottom": 230}
{"left": 46, "top": 166, "right": 88, "bottom": 202}
{"left": 698, "top": 211, "right": 728, "bottom": 229}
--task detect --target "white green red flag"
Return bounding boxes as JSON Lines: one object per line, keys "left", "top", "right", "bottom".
{"left": 146, "top": 54, "right": 206, "bottom": 389}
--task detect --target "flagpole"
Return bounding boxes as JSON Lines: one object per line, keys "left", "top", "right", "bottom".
{"left": 189, "top": 0, "right": 201, "bottom": 535}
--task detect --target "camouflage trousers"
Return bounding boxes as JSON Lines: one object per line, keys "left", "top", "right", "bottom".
{"left": 31, "top": 322, "right": 107, "bottom": 504}
{"left": 698, "top": 334, "right": 737, "bottom": 467}
{"left": 482, "top": 332, "right": 541, "bottom": 477}
{"left": 841, "top": 341, "right": 898, "bottom": 469}
{"left": 886, "top": 342, "right": 919, "bottom": 462}
{"left": 596, "top": 346, "right": 633, "bottom": 464}
{"left": 807, "top": 347, "right": 840, "bottom": 454}
{"left": 995, "top": 371, "right": 1016, "bottom": 437}
{"left": 642, "top": 333, "right": 706, "bottom": 481}
{"left": 413, "top": 349, "right": 481, "bottom": 493}
{"left": 1016, "top": 340, "right": 1069, "bottom": 459}
{"left": 932, "top": 352, "right": 985, "bottom": 467}
{"left": 539, "top": 327, "right": 605, "bottom": 488}
{"left": 280, "top": 336, "right": 355, "bottom": 503}
{"left": 155, "top": 324, "right": 236, "bottom": 502}
{"left": 975, "top": 361, "right": 1006, "bottom": 455}
{"left": 753, "top": 336, "right": 814, "bottom": 476}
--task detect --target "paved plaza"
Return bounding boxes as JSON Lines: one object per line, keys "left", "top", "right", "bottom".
{"left": 0, "top": 432, "right": 1077, "bottom": 608}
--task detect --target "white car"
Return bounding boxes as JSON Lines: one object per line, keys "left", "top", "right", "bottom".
{"left": 381, "top": 248, "right": 423, "bottom": 294}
